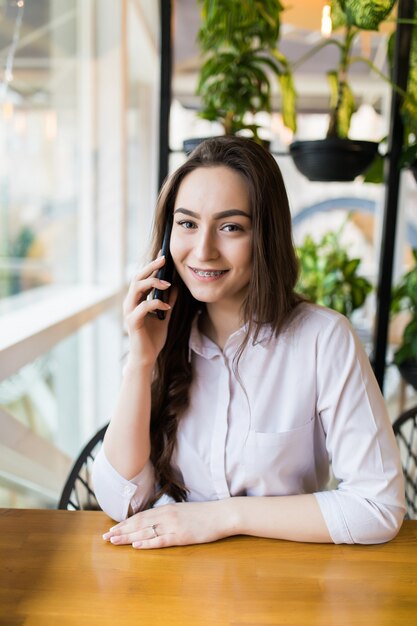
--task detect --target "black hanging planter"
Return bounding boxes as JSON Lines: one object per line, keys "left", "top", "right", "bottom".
{"left": 398, "top": 361, "right": 417, "bottom": 391}
{"left": 183, "top": 137, "right": 211, "bottom": 155}
{"left": 289, "top": 137, "right": 379, "bottom": 182}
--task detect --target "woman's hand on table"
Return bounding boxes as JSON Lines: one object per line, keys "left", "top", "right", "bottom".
{"left": 102, "top": 500, "right": 237, "bottom": 549}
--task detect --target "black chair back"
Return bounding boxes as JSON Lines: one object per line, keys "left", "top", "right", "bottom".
{"left": 393, "top": 406, "right": 417, "bottom": 519}
{"left": 58, "top": 424, "right": 108, "bottom": 510}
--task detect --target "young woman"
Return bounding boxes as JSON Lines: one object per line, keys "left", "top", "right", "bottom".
{"left": 93, "top": 136, "right": 405, "bottom": 548}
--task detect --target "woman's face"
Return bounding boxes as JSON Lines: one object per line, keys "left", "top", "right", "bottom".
{"left": 170, "top": 165, "right": 252, "bottom": 311}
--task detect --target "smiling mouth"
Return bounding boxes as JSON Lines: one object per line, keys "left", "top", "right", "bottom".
{"left": 190, "top": 267, "right": 228, "bottom": 278}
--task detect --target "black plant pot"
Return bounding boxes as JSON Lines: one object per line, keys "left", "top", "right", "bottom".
{"left": 289, "top": 138, "right": 379, "bottom": 182}
{"left": 398, "top": 361, "right": 417, "bottom": 391}
{"left": 183, "top": 137, "right": 222, "bottom": 155}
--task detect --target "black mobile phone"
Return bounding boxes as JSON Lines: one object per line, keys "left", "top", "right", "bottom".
{"left": 152, "top": 215, "right": 174, "bottom": 320}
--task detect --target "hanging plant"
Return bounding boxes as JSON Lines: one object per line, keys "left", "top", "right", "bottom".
{"left": 195, "top": 0, "right": 296, "bottom": 142}
{"left": 286, "top": 0, "right": 414, "bottom": 182}
{"left": 365, "top": 2, "right": 417, "bottom": 182}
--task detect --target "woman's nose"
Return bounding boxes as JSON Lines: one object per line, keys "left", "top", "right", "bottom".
{"left": 194, "top": 228, "right": 218, "bottom": 261}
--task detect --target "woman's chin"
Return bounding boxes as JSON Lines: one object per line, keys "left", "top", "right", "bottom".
{"left": 187, "top": 287, "right": 220, "bottom": 303}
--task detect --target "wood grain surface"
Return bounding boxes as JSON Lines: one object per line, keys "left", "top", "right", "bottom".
{"left": 0, "top": 508, "right": 416, "bottom": 626}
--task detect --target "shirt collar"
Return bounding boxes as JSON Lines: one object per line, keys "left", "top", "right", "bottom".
{"left": 189, "top": 315, "right": 274, "bottom": 360}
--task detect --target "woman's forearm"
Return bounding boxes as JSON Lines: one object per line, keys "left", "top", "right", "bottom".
{"left": 104, "top": 493, "right": 333, "bottom": 549}
{"left": 102, "top": 255, "right": 174, "bottom": 482}
{"left": 223, "top": 494, "right": 332, "bottom": 543}
{"left": 103, "top": 360, "right": 153, "bottom": 480}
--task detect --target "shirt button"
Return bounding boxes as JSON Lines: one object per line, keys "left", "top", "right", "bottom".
{"left": 123, "top": 485, "right": 133, "bottom": 497}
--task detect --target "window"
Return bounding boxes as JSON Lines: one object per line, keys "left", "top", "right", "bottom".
{"left": 0, "top": 0, "right": 160, "bottom": 507}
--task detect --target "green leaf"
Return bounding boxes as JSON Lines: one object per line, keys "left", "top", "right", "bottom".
{"left": 363, "top": 153, "right": 384, "bottom": 183}
{"left": 278, "top": 72, "right": 297, "bottom": 132}
{"left": 351, "top": 285, "right": 364, "bottom": 309}
{"left": 343, "top": 258, "right": 360, "bottom": 278}
{"left": 331, "top": 0, "right": 348, "bottom": 30}
{"left": 198, "top": 0, "right": 284, "bottom": 50}
{"left": 340, "top": 0, "right": 397, "bottom": 30}
{"left": 402, "top": 66, "right": 417, "bottom": 137}
{"left": 327, "top": 73, "right": 356, "bottom": 138}
{"left": 327, "top": 71, "right": 339, "bottom": 110}
{"left": 332, "top": 295, "right": 348, "bottom": 315}
{"left": 337, "top": 82, "right": 356, "bottom": 137}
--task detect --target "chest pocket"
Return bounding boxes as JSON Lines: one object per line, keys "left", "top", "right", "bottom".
{"left": 242, "top": 415, "right": 316, "bottom": 493}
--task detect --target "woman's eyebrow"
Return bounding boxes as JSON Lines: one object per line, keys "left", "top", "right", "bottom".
{"left": 174, "top": 208, "right": 251, "bottom": 219}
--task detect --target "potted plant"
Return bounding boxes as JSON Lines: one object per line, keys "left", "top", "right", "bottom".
{"left": 364, "top": 2, "right": 417, "bottom": 184}
{"left": 185, "top": 0, "right": 296, "bottom": 153}
{"left": 296, "top": 224, "right": 373, "bottom": 317}
{"left": 390, "top": 249, "right": 417, "bottom": 389}
{"left": 398, "top": 0, "right": 417, "bottom": 183}
{"left": 287, "top": 0, "right": 399, "bottom": 181}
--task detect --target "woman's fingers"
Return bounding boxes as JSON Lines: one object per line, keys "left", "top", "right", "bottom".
{"left": 132, "top": 276, "right": 171, "bottom": 299}
{"left": 102, "top": 501, "right": 222, "bottom": 550}
{"left": 103, "top": 523, "right": 164, "bottom": 546}
{"left": 103, "top": 514, "right": 169, "bottom": 549}
{"left": 102, "top": 513, "right": 157, "bottom": 544}
{"left": 124, "top": 280, "right": 170, "bottom": 319}
{"left": 124, "top": 256, "right": 166, "bottom": 304}
{"left": 126, "top": 297, "right": 171, "bottom": 330}
{"left": 133, "top": 255, "right": 165, "bottom": 282}
{"left": 123, "top": 272, "right": 170, "bottom": 316}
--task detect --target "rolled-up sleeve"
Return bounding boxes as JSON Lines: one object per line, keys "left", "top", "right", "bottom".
{"left": 92, "top": 446, "right": 155, "bottom": 522}
{"left": 313, "top": 314, "right": 406, "bottom": 544}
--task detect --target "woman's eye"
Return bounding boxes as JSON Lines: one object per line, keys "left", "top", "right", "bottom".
{"left": 222, "top": 224, "right": 242, "bottom": 232}
{"left": 177, "top": 220, "right": 196, "bottom": 229}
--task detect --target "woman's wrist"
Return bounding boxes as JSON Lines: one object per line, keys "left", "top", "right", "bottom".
{"left": 214, "top": 498, "right": 242, "bottom": 538}
{"left": 123, "top": 356, "right": 154, "bottom": 378}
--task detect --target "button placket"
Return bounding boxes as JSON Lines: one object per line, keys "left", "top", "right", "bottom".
{"left": 122, "top": 484, "right": 135, "bottom": 498}
{"left": 209, "top": 356, "right": 231, "bottom": 499}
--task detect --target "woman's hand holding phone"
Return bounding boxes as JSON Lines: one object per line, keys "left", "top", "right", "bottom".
{"left": 123, "top": 255, "right": 177, "bottom": 368}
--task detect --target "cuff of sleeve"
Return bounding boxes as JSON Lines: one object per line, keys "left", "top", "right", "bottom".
{"left": 314, "top": 491, "right": 354, "bottom": 544}
{"left": 153, "top": 493, "right": 176, "bottom": 507}
{"left": 92, "top": 446, "right": 154, "bottom": 521}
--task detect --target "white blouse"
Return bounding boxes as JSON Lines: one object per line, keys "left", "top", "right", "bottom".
{"left": 92, "top": 303, "right": 406, "bottom": 544}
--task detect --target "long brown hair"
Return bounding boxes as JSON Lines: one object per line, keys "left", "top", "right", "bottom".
{"left": 148, "top": 136, "right": 302, "bottom": 504}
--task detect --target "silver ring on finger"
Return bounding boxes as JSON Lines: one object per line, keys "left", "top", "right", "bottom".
{"left": 150, "top": 524, "right": 158, "bottom": 538}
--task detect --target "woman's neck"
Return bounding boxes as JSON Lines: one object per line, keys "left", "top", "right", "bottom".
{"left": 200, "top": 303, "right": 244, "bottom": 350}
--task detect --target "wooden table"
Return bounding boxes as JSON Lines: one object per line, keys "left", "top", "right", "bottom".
{"left": 0, "top": 509, "right": 416, "bottom": 626}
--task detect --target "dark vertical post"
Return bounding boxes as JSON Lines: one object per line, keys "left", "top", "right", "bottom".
{"left": 372, "top": 0, "right": 414, "bottom": 392}
{"left": 158, "top": 0, "right": 172, "bottom": 191}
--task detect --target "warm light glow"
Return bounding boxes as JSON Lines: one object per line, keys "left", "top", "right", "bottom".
{"left": 14, "top": 111, "right": 27, "bottom": 135}
{"left": 45, "top": 110, "right": 58, "bottom": 140}
{"left": 2, "top": 101, "right": 14, "bottom": 120}
{"left": 321, "top": 4, "right": 332, "bottom": 38}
